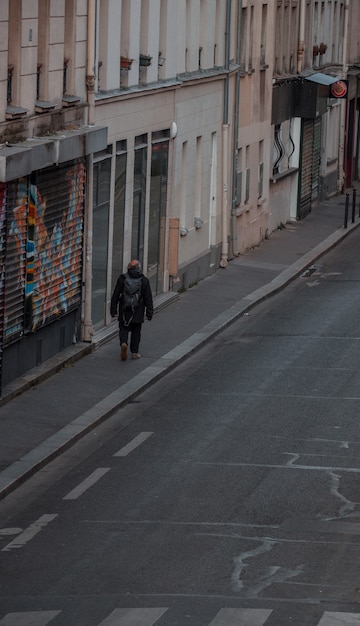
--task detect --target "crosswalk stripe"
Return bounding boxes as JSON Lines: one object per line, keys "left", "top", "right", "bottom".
{"left": 1, "top": 514, "right": 57, "bottom": 552}
{"left": 97, "top": 607, "right": 168, "bottom": 625}
{"left": 0, "top": 611, "right": 61, "bottom": 625}
{"left": 63, "top": 467, "right": 110, "bottom": 500}
{"left": 114, "top": 432, "right": 154, "bottom": 457}
{"left": 209, "top": 608, "right": 273, "bottom": 626}
{"left": 318, "top": 613, "right": 360, "bottom": 625}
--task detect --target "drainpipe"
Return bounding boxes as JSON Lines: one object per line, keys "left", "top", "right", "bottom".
{"left": 231, "top": 0, "right": 242, "bottom": 258}
{"left": 297, "top": 0, "right": 306, "bottom": 73}
{"left": 86, "top": 0, "right": 96, "bottom": 127}
{"left": 82, "top": 0, "right": 96, "bottom": 342}
{"left": 338, "top": 0, "right": 350, "bottom": 192}
{"left": 220, "top": 0, "right": 232, "bottom": 268}
{"left": 82, "top": 155, "right": 94, "bottom": 342}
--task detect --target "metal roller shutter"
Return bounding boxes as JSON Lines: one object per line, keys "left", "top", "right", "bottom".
{"left": 4, "top": 159, "right": 85, "bottom": 342}
{"left": 4, "top": 180, "right": 27, "bottom": 344}
{"left": 27, "top": 160, "right": 86, "bottom": 331}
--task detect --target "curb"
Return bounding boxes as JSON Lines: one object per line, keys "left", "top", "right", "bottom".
{"left": 1, "top": 220, "right": 359, "bottom": 500}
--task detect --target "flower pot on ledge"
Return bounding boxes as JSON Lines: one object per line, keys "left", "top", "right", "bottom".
{"left": 121, "top": 56, "right": 133, "bottom": 70}
{"left": 139, "top": 53, "right": 152, "bottom": 67}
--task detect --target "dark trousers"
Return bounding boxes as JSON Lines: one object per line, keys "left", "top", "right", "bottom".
{"left": 119, "top": 322, "right": 142, "bottom": 354}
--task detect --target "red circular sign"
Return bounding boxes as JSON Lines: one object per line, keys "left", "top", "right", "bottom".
{"left": 331, "top": 81, "right": 347, "bottom": 98}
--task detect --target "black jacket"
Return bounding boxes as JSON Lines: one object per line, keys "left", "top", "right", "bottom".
{"left": 110, "top": 268, "right": 153, "bottom": 324}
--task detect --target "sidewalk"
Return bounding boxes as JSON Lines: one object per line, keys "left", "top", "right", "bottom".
{"left": 1, "top": 189, "right": 360, "bottom": 500}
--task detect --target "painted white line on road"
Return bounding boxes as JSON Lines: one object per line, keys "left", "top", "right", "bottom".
{"left": 318, "top": 612, "right": 360, "bottom": 625}
{"left": 0, "top": 527, "right": 22, "bottom": 536}
{"left": 63, "top": 467, "right": 110, "bottom": 500}
{"left": 1, "top": 514, "right": 57, "bottom": 552}
{"left": 97, "top": 607, "right": 167, "bottom": 625}
{"left": 195, "top": 461, "right": 360, "bottom": 474}
{"left": 0, "top": 612, "right": 61, "bottom": 625}
{"left": 114, "top": 432, "right": 153, "bottom": 457}
{"left": 209, "top": 608, "right": 273, "bottom": 625}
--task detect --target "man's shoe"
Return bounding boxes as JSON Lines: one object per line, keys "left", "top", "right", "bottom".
{"left": 131, "top": 353, "right": 141, "bottom": 360}
{"left": 121, "top": 343, "right": 128, "bottom": 361}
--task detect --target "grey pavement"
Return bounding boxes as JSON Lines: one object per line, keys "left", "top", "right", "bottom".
{"left": 1, "top": 187, "right": 360, "bottom": 500}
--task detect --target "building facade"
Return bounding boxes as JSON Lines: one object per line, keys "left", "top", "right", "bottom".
{"left": 0, "top": 0, "right": 107, "bottom": 389}
{"left": 0, "top": 0, "right": 359, "bottom": 393}
{"left": 269, "top": 0, "right": 360, "bottom": 228}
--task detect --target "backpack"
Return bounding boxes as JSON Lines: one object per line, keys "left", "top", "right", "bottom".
{"left": 122, "top": 273, "right": 142, "bottom": 313}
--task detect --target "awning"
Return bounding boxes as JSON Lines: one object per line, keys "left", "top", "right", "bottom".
{"left": 0, "top": 125, "right": 108, "bottom": 182}
{"left": 304, "top": 72, "right": 340, "bottom": 86}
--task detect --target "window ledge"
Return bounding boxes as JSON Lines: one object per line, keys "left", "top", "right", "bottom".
{"left": 271, "top": 167, "right": 298, "bottom": 183}
{"left": 35, "top": 100, "right": 56, "bottom": 113}
{"left": 6, "top": 105, "right": 28, "bottom": 120}
{"left": 327, "top": 157, "right": 338, "bottom": 166}
{"left": 62, "top": 95, "right": 82, "bottom": 107}
{"left": 257, "top": 196, "right": 267, "bottom": 206}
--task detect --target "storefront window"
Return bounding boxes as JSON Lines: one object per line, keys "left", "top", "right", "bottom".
{"left": 131, "top": 135, "right": 147, "bottom": 265}
{"left": 148, "top": 139, "right": 169, "bottom": 294}
{"left": 112, "top": 145, "right": 127, "bottom": 288}
{"left": 92, "top": 156, "right": 111, "bottom": 327}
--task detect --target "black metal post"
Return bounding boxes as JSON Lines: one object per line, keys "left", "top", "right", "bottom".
{"left": 352, "top": 187, "right": 356, "bottom": 223}
{"left": 344, "top": 192, "right": 349, "bottom": 228}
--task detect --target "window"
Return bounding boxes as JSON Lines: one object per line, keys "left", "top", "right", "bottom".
{"left": 92, "top": 147, "right": 112, "bottom": 326}
{"left": 7, "top": 66, "right": 14, "bottom": 104}
{"left": 112, "top": 140, "right": 127, "bottom": 287}
{"left": 37, "top": 0, "right": 49, "bottom": 100}
{"left": 64, "top": 0, "right": 75, "bottom": 95}
{"left": 8, "top": 0, "right": 20, "bottom": 105}
{"left": 132, "top": 135, "right": 148, "bottom": 265}
{"left": 260, "top": 4, "right": 268, "bottom": 66}
{"left": 245, "top": 146, "right": 250, "bottom": 202}
{"left": 258, "top": 141, "right": 264, "bottom": 199}
{"left": 148, "top": 138, "right": 169, "bottom": 294}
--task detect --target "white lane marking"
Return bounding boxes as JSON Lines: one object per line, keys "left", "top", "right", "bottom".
{"left": 209, "top": 608, "right": 273, "bottom": 625}
{"left": 318, "top": 612, "right": 360, "bottom": 625}
{"left": 0, "top": 612, "right": 61, "bottom": 625}
{"left": 195, "top": 461, "right": 360, "bottom": 474}
{"left": 63, "top": 467, "right": 110, "bottom": 500}
{"left": 1, "top": 515, "right": 57, "bottom": 552}
{"left": 114, "top": 432, "right": 153, "bottom": 457}
{"left": 0, "top": 528, "right": 22, "bottom": 536}
{"left": 97, "top": 607, "right": 167, "bottom": 625}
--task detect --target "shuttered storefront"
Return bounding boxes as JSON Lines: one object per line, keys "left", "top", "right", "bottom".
{"left": 4, "top": 158, "right": 85, "bottom": 354}
{"left": 298, "top": 119, "right": 314, "bottom": 219}
{"left": 298, "top": 117, "right": 322, "bottom": 219}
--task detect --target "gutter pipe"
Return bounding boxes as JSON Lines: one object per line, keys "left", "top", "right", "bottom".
{"left": 220, "top": 0, "right": 232, "bottom": 268}
{"left": 338, "top": 0, "right": 350, "bottom": 192}
{"left": 231, "top": 0, "right": 242, "bottom": 258}
{"left": 82, "top": 0, "right": 96, "bottom": 342}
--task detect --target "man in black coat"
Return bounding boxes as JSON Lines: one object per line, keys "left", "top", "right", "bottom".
{"left": 110, "top": 260, "right": 153, "bottom": 360}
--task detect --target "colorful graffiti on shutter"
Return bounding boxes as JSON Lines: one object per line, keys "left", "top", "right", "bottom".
{"left": 25, "top": 161, "right": 85, "bottom": 331}
{"left": 4, "top": 159, "right": 85, "bottom": 339}
{"left": 4, "top": 180, "right": 27, "bottom": 343}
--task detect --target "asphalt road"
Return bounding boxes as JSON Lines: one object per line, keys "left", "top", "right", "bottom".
{"left": 2, "top": 231, "right": 360, "bottom": 626}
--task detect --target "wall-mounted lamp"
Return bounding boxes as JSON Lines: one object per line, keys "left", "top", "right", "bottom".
{"left": 170, "top": 121, "right": 178, "bottom": 139}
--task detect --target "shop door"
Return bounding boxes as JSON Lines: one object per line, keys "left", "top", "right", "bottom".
{"left": 311, "top": 117, "right": 321, "bottom": 204}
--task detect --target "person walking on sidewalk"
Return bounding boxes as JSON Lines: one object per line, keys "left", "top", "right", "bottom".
{"left": 111, "top": 260, "right": 153, "bottom": 361}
